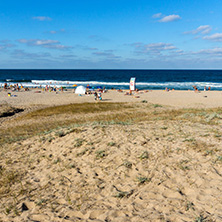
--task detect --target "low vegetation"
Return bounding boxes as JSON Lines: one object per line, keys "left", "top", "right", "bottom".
{"left": 1, "top": 102, "right": 222, "bottom": 145}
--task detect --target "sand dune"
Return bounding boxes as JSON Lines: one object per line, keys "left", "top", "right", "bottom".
{"left": 1, "top": 89, "right": 222, "bottom": 221}
{"left": 1, "top": 120, "right": 222, "bottom": 221}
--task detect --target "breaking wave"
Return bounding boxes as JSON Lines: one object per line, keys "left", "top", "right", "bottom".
{"left": 1, "top": 79, "right": 222, "bottom": 90}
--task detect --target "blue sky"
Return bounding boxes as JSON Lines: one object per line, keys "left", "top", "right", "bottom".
{"left": 1, "top": 0, "right": 222, "bottom": 69}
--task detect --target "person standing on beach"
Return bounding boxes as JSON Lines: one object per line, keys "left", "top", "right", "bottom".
{"left": 4, "top": 83, "right": 7, "bottom": 91}
{"left": 98, "top": 92, "right": 102, "bottom": 100}
{"left": 94, "top": 91, "right": 98, "bottom": 100}
{"left": 16, "top": 83, "right": 20, "bottom": 91}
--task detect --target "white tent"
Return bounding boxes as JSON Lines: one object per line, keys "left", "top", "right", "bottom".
{"left": 75, "top": 85, "right": 86, "bottom": 94}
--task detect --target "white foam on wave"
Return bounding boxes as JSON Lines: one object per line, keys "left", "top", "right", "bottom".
{"left": 31, "top": 80, "right": 222, "bottom": 88}
{"left": 31, "top": 80, "right": 130, "bottom": 86}
{"left": 1, "top": 80, "right": 222, "bottom": 89}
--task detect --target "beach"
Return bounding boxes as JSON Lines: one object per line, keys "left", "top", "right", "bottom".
{"left": 2, "top": 0, "right": 222, "bottom": 219}
{"left": 1, "top": 89, "right": 222, "bottom": 221}
{"left": 1, "top": 88, "right": 222, "bottom": 108}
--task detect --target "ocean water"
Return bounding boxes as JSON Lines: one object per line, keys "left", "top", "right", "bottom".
{"left": 1, "top": 69, "right": 222, "bottom": 90}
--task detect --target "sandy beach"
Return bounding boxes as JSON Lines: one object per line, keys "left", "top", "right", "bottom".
{"left": 1, "top": 89, "right": 222, "bottom": 221}
{"left": 0, "top": 88, "right": 222, "bottom": 109}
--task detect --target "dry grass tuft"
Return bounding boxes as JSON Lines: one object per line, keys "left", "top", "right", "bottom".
{"left": 0, "top": 168, "right": 25, "bottom": 197}
{"left": 1, "top": 102, "right": 222, "bottom": 145}
{"left": 21, "top": 102, "right": 132, "bottom": 119}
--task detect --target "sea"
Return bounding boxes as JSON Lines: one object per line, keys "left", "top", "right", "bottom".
{"left": 1, "top": 69, "right": 222, "bottom": 91}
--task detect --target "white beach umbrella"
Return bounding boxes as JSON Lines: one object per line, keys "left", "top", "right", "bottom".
{"left": 75, "top": 85, "right": 86, "bottom": 94}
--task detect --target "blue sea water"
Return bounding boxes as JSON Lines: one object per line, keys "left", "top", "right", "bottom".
{"left": 1, "top": 69, "right": 222, "bottom": 90}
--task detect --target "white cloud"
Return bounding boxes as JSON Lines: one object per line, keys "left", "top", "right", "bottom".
{"left": 36, "top": 40, "right": 59, "bottom": 46}
{"left": 159, "top": 14, "right": 181, "bottom": 23}
{"left": 152, "top": 13, "right": 162, "bottom": 18}
{"left": 18, "top": 39, "right": 59, "bottom": 46}
{"left": 203, "top": 33, "right": 222, "bottom": 41}
{"left": 196, "top": 25, "right": 212, "bottom": 34}
{"left": 195, "top": 47, "right": 222, "bottom": 55}
{"left": 184, "top": 25, "right": 212, "bottom": 35}
{"left": 132, "top": 42, "right": 177, "bottom": 54}
{"left": 146, "top": 43, "right": 176, "bottom": 51}
{"left": 17, "top": 39, "right": 72, "bottom": 50}
{"left": 32, "top": 16, "right": 52, "bottom": 21}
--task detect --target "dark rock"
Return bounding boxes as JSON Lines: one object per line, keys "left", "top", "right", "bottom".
{"left": 21, "top": 203, "right": 29, "bottom": 211}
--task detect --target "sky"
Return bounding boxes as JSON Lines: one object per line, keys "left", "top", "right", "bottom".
{"left": 1, "top": 0, "right": 222, "bottom": 69}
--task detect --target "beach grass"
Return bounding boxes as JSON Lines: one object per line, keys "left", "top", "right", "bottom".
{"left": 20, "top": 102, "right": 133, "bottom": 118}
{"left": 1, "top": 102, "right": 222, "bottom": 145}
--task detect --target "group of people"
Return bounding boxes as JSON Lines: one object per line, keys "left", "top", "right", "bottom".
{"left": 193, "top": 85, "right": 211, "bottom": 92}
{"left": 3, "top": 83, "right": 24, "bottom": 91}
{"left": 43, "top": 85, "right": 61, "bottom": 92}
{"left": 165, "top": 87, "right": 175, "bottom": 92}
{"left": 204, "top": 86, "right": 211, "bottom": 91}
